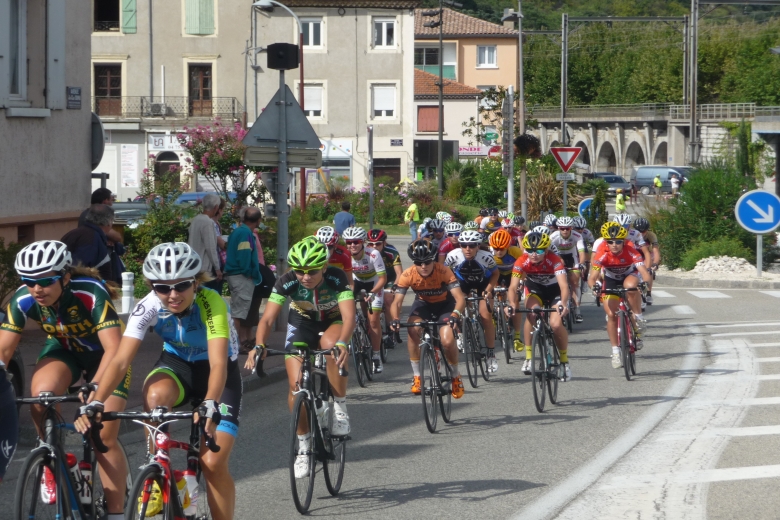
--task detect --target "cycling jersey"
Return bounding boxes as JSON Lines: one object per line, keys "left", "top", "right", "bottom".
{"left": 438, "top": 239, "right": 459, "bottom": 258}
{"left": 508, "top": 228, "right": 524, "bottom": 247}
{"left": 492, "top": 246, "right": 524, "bottom": 278}
{"left": 125, "top": 287, "right": 240, "bottom": 362}
{"left": 642, "top": 230, "right": 659, "bottom": 248}
{"left": 396, "top": 263, "right": 460, "bottom": 304}
{"left": 1, "top": 277, "right": 122, "bottom": 352}
{"left": 270, "top": 267, "right": 354, "bottom": 323}
{"left": 628, "top": 228, "right": 646, "bottom": 249}
{"left": 511, "top": 252, "right": 567, "bottom": 286}
{"left": 480, "top": 218, "right": 502, "bottom": 233}
{"left": 592, "top": 241, "right": 645, "bottom": 280}
{"left": 380, "top": 244, "right": 402, "bottom": 284}
{"left": 444, "top": 249, "right": 498, "bottom": 287}
{"left": 350, "top": 247, "right": 386, "bottom": 283}
{"left": 0, "top": 369, "right": 17, "bottom": 480}
{"left": 549, "top": 230, "right": 585, "bottom": 258}
{"left": 578, "top": 228, "right": 595, "bottom": 245}
{"left": 328, "top": 245, "right": 353, "bottom": 277}
{"left": 428, "top": 235, "right": 444, "bottom": 250}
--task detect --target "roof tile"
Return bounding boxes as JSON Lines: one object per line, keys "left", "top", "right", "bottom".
{"left": 414, "top": 68, "right": 483, "bottom": 99}
{"left": 415, "top": 8, "right": 518, "bottom": 38}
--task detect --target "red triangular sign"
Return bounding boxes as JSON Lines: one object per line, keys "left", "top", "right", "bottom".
{"left": 550, "top": 147, "right": 582, "bottom": 173}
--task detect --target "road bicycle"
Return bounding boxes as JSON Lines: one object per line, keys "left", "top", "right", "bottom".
{"left": 14, "top": 388, "right": 132, "bottom": 520}
{"left": 264, "top": 344, "right": 349, "bottom": 514}
{"left": 603, "top": 286, "right": 643, "bottom": 381}
{"left": 98, "top": 406, "right": 217, "bottom": 520}
{"left": 519, "top": 308, "right": 563, "bottom": 413}
{"left": 563, "top": 268, "right": 579, "bottom": 333}
{"left": 398, "top": 321, "right": 454, "bottom": 433}
{"left": 462, "top": 290, "right": 489, "bottom": 388}
{"left": 351, "top": 291, "right": 375, "bottom": 387}
{"left": 492, "top": 287, "right": 514, "bottom": 365}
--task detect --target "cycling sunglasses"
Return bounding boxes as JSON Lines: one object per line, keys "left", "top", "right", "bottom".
{"left": 459, "top": 243, "right": 479, "bottom": 249}
{"left": 414, "top": 260, "right": 434, "bottom": 266}
{"left": 606, "top": 239, "right": 624, "bottom": 245}
{"left": 366, "top": 241, "right": 383, "bottom": 247}
{"left": 21, "top": 275, "right": 62, "bottom": 288}
{"left": 345, "top": 240, "right": 363, "bottom": 245}
{"left": 293, "top": 268, "right": 321, "bottom": 275}
{"left": 432, "top": 228, "right": 445, "bottom": 233}
{"left": 152, "top": 279, "right": 195, "bottom": 294}
{"left": 528, "top": 249, "right": 546, "bottom": 255}
{"left": 447, "top": 232, "right": 460, "bottom": 237}
{"left": 558, "top": 227, "right": 572, "bottom": 231}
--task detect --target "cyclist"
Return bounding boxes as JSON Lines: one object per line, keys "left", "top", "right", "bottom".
{"left": 507, "top": 216, "right": 526, "bottom": 247}
{"left": 633, "top": 218, "right": 660, "bottom": 305}
{"left": 75, "top": 242, "right": 240, "bottom": 520}
{"left": 247, "top": 238, "right": 355, "bottom": 480}
{"left": 549, "top": 216, "right": 587, "bottom": 323}
{"left": 543, "top": 214, "right": 558, "bottom": 233}
{"left": 418, "top": 217, "right": 432, "bottom": 239}
{"left": 475, "top": 208, "right": 489, "bottom": 227}
{"left": 573, "top": 216, "right": 595, "bottom": 249}
{"left": 589, "top": 223, "right": 652, "bottom": 369}
{"left": 1, "top": 241, "right": 128, "bottom": 516}
{"left": 389, "top": 240, "right": 466, "bottom": 398}
{"left": 367, "top": 228, "right": 403, "bottom": 343}
{"left": 0, "top": 357, "right": 18, "bottom": 483}
{"left": 425, "top": 219, "right": 447, "bottom": 250}
{"left": 316, "top": 225, "right": 354, "bottom": 289}
{"left": 343, "top": 227, "right": 387, "bottom": 373}
{"left": 489, "top": 230, "right": 526, "bottom": 354}
{"left": 445, "top": 230, "right": 500, "bottom": 372}
{"left": 438, "top": 222, "right": 463, "bottom": 262}
{"left": 611, "top": 214, "right": 651, "bottom": 266}
{"left": 480, "top": 208, "right": 502, "bottom": 234}
{"left": 506, "top": 231, "right": 572, "bottom": 381}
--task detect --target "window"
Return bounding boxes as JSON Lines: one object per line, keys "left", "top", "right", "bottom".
{"left": 372, "top": 85, "right": 395, "bottom": 118}
{"left": 417, "top": 106, "right": 440, "bottom": 132}
{"left": 185, "top": 0, "right": 215, "bottom": 36}
{"left": 94, "top": 65, "right": 123, "bottom": 116}
{"left": 303, "top": 84, "right": 323, "bottom": 117}
{"left": 302, "top": 18, "right": 322, "bottom": 47}
{"left": 94, "top": 0, "right": 120, "bottom": 31}
{"left": 373, "top": 18, "right": 395, "bottom": 48}
{"left": 414, "top": 48, "right": 439, "bottom": 67}
{"left": 477, "top": 45, "right": 497, "bottom": 68}
{"left": 189, "top": 65, "right": 213, "bottom": 116}
{"left": 9, "top": 0, "right": 26, "bottom": 98}
{"left": 477, "top": 85, "right": 497, "bottom": 109}
{"left": 414, "top": 44, "right": 456, "bottom": 79}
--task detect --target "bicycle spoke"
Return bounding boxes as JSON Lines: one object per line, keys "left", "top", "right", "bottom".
{"left": 420, "top": 344, "right": 439, "bottom": 433}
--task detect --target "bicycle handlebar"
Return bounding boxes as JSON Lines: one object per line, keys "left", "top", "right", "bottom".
{"left": 99, "top": 408, "right": 221, "bottom": 453}
{"left": 515, "top": 307, "right": 563, "bottom": 313}
{"left": 356, "top": 289, "right": 374, "bottom": 314}
{"left": 398, "top": 320, "right": 451, "bottom": 328}
{"left": 262, "top": 346, "right": 348, "bottom": 377}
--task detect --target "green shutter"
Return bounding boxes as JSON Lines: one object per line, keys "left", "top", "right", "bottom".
{"left": 121, "top": 0, "right": 137, "bottom": 34}
{"left": 185, "top": 0, "right": 215, "bottom": 36}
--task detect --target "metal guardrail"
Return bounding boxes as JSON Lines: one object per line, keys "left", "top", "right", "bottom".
{"left": 529, "top": 102, "right": 780, "bottom": 122}
{"left": 91, "top": 96, "right": 244, "bottom": 121}
{"left": 669, "top": 103, "right": 757, "bottom": 120}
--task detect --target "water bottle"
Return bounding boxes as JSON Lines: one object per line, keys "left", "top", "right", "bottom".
{"left": 182, "top": 469, "right": 198, "bottom": 516}
{"left": 66, "top": 452, "right": 79, "bottom": 490}
{"left": 174, "top": 470, "right": 192, "bottom": 514}
{"left": 77, "top": 460, "right": 92, "bottom": 505}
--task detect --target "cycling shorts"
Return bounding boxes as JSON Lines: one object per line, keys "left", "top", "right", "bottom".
{"left": 284, "top": 318, "right": 342, "bottom": 356}
{"left": 146, "top": 351, "right": 242, "bottom": 437}
{"left": 38, "top": 339, "right": 131, "bottom": 400}
{"left": 560, "top": 253, "right": 577, "bottom": 270}
{"left": 458, "top": 279, "right": 490, "bottom": 296}
{"left": 0, "top": 374, "right": 18, "bottom": 480}
{"left": 409, "top": 297, "right": 456, "bottom": 323}
{"left": 523, "top": 280, "right": 562, "bottom": 308}
{"left": 354, "top": 281, "right": 383, "bottom": 310}
{"left": 602, "top": 272, "right": 641, "bottom": 300}
{"left": 497, "top": 272, "right": 513, "bottom": 288}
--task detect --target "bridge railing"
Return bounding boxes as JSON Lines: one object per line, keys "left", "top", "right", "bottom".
{"left": 529, "top": 103, "right": 672, "bottom": 120}
{"left": 669, "top": 103, "right": 758, "bottom": 121}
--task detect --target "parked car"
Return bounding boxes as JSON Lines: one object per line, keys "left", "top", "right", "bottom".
{"left": 632, "top": 166, "right": 692, "bottom": 195}
{"left": 599, "top": 175, "right": 632, "bottom": 197}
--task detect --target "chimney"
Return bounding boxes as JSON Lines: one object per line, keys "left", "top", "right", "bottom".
{"left": 503, "top": 8, "right": 515, "bottom": 30}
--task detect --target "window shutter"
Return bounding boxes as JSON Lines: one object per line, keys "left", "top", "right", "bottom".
{"left": 121, "top": 0, "right": 137, "bottom": 34}
{"left": 0, "top": 0, "right": 10, "bottom": 107}
{"left": 186, "top": 0, "right": 215, "bottom": 35}
{"left": 199, "top": 0, "right": 215, "bottom": 35}
{"left": 304, "top": 86, "right": 322, "bottom": 111}
{"left": 47, "top": 0, "right": 66, "bottom": 109}
{"left": 417, "top": 106, "right": 439, "bottom": 132}
{"left": 373, "top": 86, "right": 395, "bottom": 111}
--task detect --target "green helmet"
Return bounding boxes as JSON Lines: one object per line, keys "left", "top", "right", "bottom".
{"left": 288, "top": 238, "right": 329, "bottom": 270}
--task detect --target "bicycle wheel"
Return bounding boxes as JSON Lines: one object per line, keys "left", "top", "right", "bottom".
{"left": 438, "top": 349, "right": 452, "bottom": 423}
{"left": 618, "top": 312, "right": 632, "bottom": 382}
{"left": 14, "top": 447, "right": 61, "bottom": 520}
{"left": 530, "top": 328, "right": 547, "bottom": 413}
{"left": 289, "top": 393, "right": 316, "bottom": 514}
{"left": 474, "top": 321, "right": 490, "bottom": 382}
{"left": 323, "top": 396, "right": 347, "bottom": 496}
{"left": 419, "top": 344, "right": 439, "bottom": 433}
{"left": 627, "top": 316, "right": 637, "bottom": 376}
{"left": 565, "top": 297, "right": 573, "bottom": 333}
{"left": 547, "top": 337, "right": 560, "bottom": 405}
{"left": 193, "top": 463, "right": 212, "bottom": 520}
{"left": 350, "top": 337, "right": 366, "bottom": 388}
{"left": 462, "top": 320, "right": 479, "bottom": 388}
{"left": 379, "top": 313, "right": 389, "bottom": 363}
{"left": 497, "top": 309, "right": 511, "bottom": 365}
{"left": 92, "top": 438, "right": 133, "bottom": 519}
{"left": 125, "top": 464, "right": 170, "bottom": 520}
{"left": 359, "top": 322, "right": 374, "bottom": 382}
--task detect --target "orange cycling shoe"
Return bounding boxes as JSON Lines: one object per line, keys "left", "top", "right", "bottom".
{"left": 451, "top": 375, "right": 465, "bottom": 399}
{"left": 411, "top": 376, "right": 421, "bottom": 395}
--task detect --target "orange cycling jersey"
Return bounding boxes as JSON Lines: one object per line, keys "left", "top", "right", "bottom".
{"left": 395, "top": 263, "right": 460, "bottom": 303}
{"left": 328, "top": 245, "right": 353, "bottom": 276}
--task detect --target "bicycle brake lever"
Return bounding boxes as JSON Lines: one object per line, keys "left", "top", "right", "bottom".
{"left": 89, "top": 421, "right": 109, "bottom": 454}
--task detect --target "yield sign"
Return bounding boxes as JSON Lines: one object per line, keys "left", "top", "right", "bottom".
{"left": 550, "top": 147, "right": 582, "bottom": 173}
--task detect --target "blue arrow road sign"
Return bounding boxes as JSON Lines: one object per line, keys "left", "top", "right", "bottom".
{"left": 735, "top": 190, "right": 780, "bottom": 234}
{"left": 578, "top": 198, "right": 593, "bottom": 218}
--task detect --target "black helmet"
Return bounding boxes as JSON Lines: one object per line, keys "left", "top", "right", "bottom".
{"left": 479, "top": 208, "right": 489, "bottom": 217}
{"left": 633, "top": 217, "right": 650, "bottom": 232}
{"left": 528, "top": 220, "right": 541, "bottom": 229}
{"left": 512, "top": 215, "right": 526, "bottom": 226}
{"left": 488, "top": 208, "right": 499, "bottom": 216}
{"left": 408, "top": 239, "right": 438, "bottom": 263}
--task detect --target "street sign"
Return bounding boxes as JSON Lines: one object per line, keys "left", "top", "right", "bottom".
{"left": 578, "top": 197, "right": 593, "bottom": 217}
{"left": 550, "top": 147, "right": 582, "bottom": 173}
{"left": 556, "top": 173, "right": 575, "bottom": 181}
{"left": 484, "top": 132, "right": 499, "bottom": 141}
{"left": 735, "top": 189, "right": 780, "bottom": 234}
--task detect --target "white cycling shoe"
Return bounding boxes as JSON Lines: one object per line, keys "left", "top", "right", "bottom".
{"left": 611, "top": 353, "right": 623, "bottom": 369}
{"left": 331, "top": 411, "right": 351, "bottom": 436}
{"left": 294, "top": 454, "right": 310, "bottom": 479}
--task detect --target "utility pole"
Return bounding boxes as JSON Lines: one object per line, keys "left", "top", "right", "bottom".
{"left": 518, "top": 0, "right": 527, "bottom": 220}
{"left": 689, "top": 0, "right": 699, "bottom": 164}
{"left": 560, "top": 13, "right": 568, "bottom": 146}
{"left": 422, "top": 6, "right": 445, "bottom": 196}
{"left": 682, "top": 15, "right": 689, "bottom": 105}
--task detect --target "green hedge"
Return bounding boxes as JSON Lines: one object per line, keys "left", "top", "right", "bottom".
{"left": 680, "top": 237, "right": 756, "bottom": 271}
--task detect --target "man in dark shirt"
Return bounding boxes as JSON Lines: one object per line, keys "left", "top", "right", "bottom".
{"left": 62, "top": 204, "right": 120, "bottom": 282}
{"left": 333, "top": 202, "right": 356, "bottom": 235}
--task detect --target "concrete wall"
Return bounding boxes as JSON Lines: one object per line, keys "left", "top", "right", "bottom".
{"left": 0, "top": 0, "right": 93, "bottom": 242}
{"left": 457, "top": 38, "right": 517, "bottom": 90}
{"left": 413, "top": 98, "right": 478, "bottom": 148}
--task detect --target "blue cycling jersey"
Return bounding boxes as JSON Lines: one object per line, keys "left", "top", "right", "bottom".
{"left": 444, "top": 249, "right": 498, "bottom": 285}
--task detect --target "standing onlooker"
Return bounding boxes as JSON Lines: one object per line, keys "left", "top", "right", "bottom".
{"left": 404, "top": 198, "right": 420, "bottom": 240}
{"left": 670, "top": 174, "right": 680, "bottom": 198}
{"left": 62, "top": 204, "right": 120, "bottom": 283}
{"left": 654, "top": 174, "right": 663, "bottom": 201}
{"left": 630, "top": 179, "right": 638, "bottom": 205}
{"left": 225, "top": 207, "right": 263, "bottom": 353}
{"left": 333, "top": 201, "right": 356, "bottom": 235}
{"left": 213, "top": 199, "right": 228, "bottom": 273}
{"left": 188, "top": 193, "right": 223, "bottom": 292}
{"left": 81, "top": 187, "right": 126, "bottom": 275}
{"left": 615, "top": 188, "right": 627, "bottom": 214}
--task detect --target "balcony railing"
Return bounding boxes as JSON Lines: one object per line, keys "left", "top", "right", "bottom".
{"left": 91, "top": 96, "right": 244, "bottom": 121}
{"left": 94, "top": 20, "right": 120, "bottom": 32}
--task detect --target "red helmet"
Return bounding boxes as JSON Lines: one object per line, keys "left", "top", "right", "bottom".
{"left": 367, "top": 229, "right": 387, "bottom": 242}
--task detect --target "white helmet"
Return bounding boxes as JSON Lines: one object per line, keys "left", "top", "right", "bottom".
{"left": 573, "top": 216, "right": 587, "bottom": 228}
{"left": 435, "top": 211, "right": 448, "bottom": 220}
{"left": 556, "top": 216, "right": 574, "bottom": 228}
{"left": 458, "top": 230, "right": 483, "bottom": 244}
{"left": 498, "top": 210, "right": 508, "bottom": 218}
{"left": 543, "top": 214, "right": 558, "bottom": 227}
{"left": 501, "top": 218, "right": 513, "bottom": 228}
{"left": 613, "top": 213, "right": 632, "bottom": 227}
{"left": 428, "top": 219, "right": 446, "bottom": 231}
{"left": 342, "top": 226, "right": 367, "bottom": 241}
{"left": 441, "top": 214, "right": 453, "bottom": 224}
{"left": 533, "top": 225, "right": 549, "bottom": 234}
{"left": 445, "top": 222, "right": 463, "bottom": 234}
{"left": 15, "top": 240, "right": 72, "bottom": 277}
{"left": 143, "top": 242, "right": 202, "bottom": 281}
{"left": 464, "top": 221, "right": 479, "bottom": 231}
{"left": 315, "top": 226, "right": 339, "bottom": 246}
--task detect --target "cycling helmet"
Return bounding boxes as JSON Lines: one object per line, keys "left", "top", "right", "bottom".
{"left": 435, "top": 211, "right": 448, "bottom": 220}
{"left": 479, "top": 208, "right": 489, "bottom": 217}
{"left": 512, "top": 216, "right": 526, "bottom": 226}
{"left": 532, "top": 225, "right": 549, "bottom": 234}
{"left": 500, "top": 218, "right": 513, "bottom": 228}
{"left": 522, "top": 231, "right": 552, "bottom": 250}
{"left": 342, "top": 226, "right": 367, "bottom": 241}
{"left": 422, "top": 217, "right": 432, "bottom": 226}
{"left": 573, "top": 216, "right": 587, "bottom": 229}
{"left": 367, "top": 229, "right": 387, "bottom": 242}
{"left": 445, "top": 222, "right": 463, "bottom": 234}
{"left": 428, "top": 219, "right": 446, "bottom": 231}
{"left": 633, "top": 217, "right": 650, "bottom": 232}
{"left": 507, "top": 212, "right": 515, "bottom": 220}
{"left": 489, "top": 229, "right": 512, "bottom": 250}
{"left": 556, "top": 216, "right": 574, "bottom": 228}
{"left": 543, "top": 214, "right": 558, "bottom": 227}
{"left": 498, "top": 210, "right": 508, "bottom": 218}
{"left": 464, "top": 221, "right": 480, "bottom": 231}
{"left": 288, "top": 238, "right": 329, "bottom": 270}
{"left": 488, "top": 208, "right": 499, "bottom": 216}
{"left": 15, "top": 240, "right": 72, "bottom": 277}
{"left": 408, "top": 239, "right": 438, "bottom": 263}
{"left": 612, "top": 213, "right": 632, "bottom": 227}
{"left": 143, "top": 242, "right": 202, "bottom": 281}
{"left": 601, "top": 222, "right": 629, "bottom": 240}
{"left": 315, "top": 226, "right": 339, "bottom": 246}
{"left": 458, "top": 230, "right": 483, "bottom": 244}
{"left": 528, "top": 220, "right": 541, "bottom": 229}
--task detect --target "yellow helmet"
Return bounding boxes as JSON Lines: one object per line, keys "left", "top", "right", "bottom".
{"left": 522, "top": 231, "right": 551, "bottom": 250}
{"left": 600, "top": 222, "right": 628, "bottom": 240}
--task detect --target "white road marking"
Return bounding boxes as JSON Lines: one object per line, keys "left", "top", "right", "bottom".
{"left": 650, "top": 290, "right": 675, "bottom": 298}
{"left": 756, "top": 357, "right": 780, "bottom": 362}
{"left": 659, "top": 425, "right": 780, "bottom": 440}
{"left": 750, "top": 342, "right": 780, "bottom": 347}
{"left": 705, "top": 321, "right": 780, "bottom": 329}
{"left": 598, "top": 464, "right": 780, "bottom": 490}
{"left": 672, "top": 305, "right": 696, "bottom": 315}
{"left": 759, "top": 290, "right": 780, "bottom": 298}
{"left": 687, "top": 290, "right": 731, "bottom": 299}
{"left": 711, "top": 330, "right": 780, "bottom": 337}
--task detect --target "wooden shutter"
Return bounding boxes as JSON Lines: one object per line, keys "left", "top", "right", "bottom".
{"left": 47, "top": 0, "right": 66, "bottom": 109}
{"left": 121, "top": 0, "right": 137, "bottom": 34}
{"left": 417, "top": 106, "right": 439, "bottom": 132}
{"left": 185, "top": 0, "right": 215, "bottom": 36}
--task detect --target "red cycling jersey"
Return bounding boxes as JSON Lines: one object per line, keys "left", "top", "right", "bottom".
{"left": 328, "top": 245, "right": 353, "bottom": 276}
{"left": 438, "top": 239, "right": 458, "bottom": 258}
{"left": 592, "top": 241, "right": 644, "bottom": 279}
{"left": 512, "top": 251, "right": 567, "bottom": 286}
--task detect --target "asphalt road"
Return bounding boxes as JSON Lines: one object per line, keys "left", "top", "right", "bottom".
{"left": 4, "top": 239, "right": 780, "bottom": 518}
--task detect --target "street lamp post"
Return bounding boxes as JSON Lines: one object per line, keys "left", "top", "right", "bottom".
{"left": 253, "top": 0, "right": 307, "bottom": 210}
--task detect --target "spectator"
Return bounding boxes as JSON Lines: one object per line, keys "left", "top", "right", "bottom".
{"left": 671, "top": 174, "right": 680, "bottom": 198}
{"left": 61, "top": 204, "right": 120, "bottom": 283}
{"left": 213, "top": 199, "right": 228, "bottom": 272}
{"left": 404, "top": 198, "right": 420, "bottom": 240}
{"left": 333, "top": 201, "right": 356, "bottom": 235}
{"left": 79, "top": 188, "right": 122, "bottom": 243}
{"left": 654, "top": 174, "right": 663, "bottom": 201}
{"left": 615, "top": 188, "right": 627, "bottom": 214}
{"left": 225, "top": 207, "right": 263, "bottom": 353}
{"left": 188, "top": 193, "right": 223, "bottom": 292}
{"left": 630, "top": 179, "right": 638, "bottom": 205}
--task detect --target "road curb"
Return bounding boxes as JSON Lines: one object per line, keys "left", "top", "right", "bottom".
{"left": 656, "top": 273, "right": 780, "bottom": 289}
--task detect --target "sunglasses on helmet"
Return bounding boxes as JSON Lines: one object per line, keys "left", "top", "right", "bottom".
{"left": 152, "top": 279, "right": 195, "bottom": 294}
{"left": 21, "top": 275, "right": 62, "bottom": 288}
